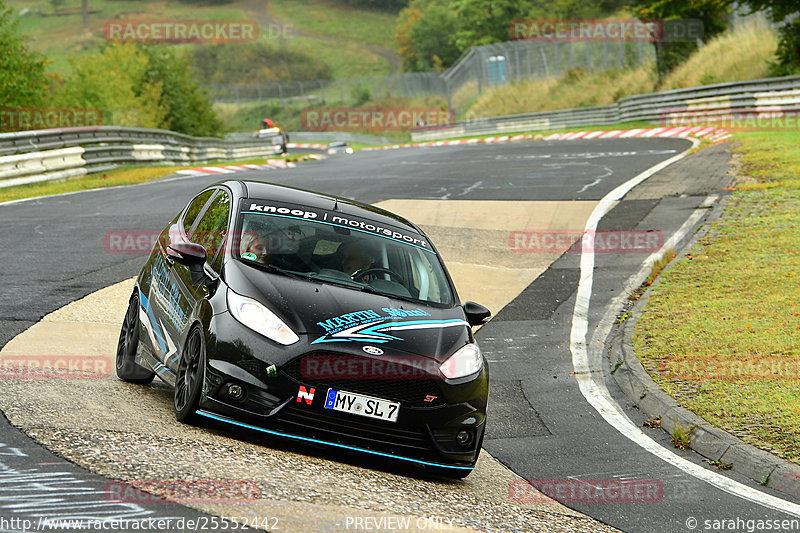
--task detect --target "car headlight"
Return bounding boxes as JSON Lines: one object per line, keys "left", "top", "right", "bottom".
{"left": 440, "top": 343, "right": 483, "bottom": 379}
{"left": 227, "top": 289, "right": 299, "bottom": 345}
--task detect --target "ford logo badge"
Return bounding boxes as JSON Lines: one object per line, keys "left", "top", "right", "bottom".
{"left": 362, "top": 346, "right": 384, "bottom": 356}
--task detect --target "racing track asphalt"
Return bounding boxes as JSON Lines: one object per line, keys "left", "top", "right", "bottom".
{"left": 1, "top": 139, "right": 798, "bottom": 531}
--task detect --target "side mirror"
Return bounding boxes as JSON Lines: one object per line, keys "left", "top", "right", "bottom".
{"left": 463, "top": 301, "right": 491, "bottom": 326}
{"left": 167, "top": 242, "right": 207, "bottom": 267}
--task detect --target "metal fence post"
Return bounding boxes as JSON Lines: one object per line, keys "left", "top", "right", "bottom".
{"left": 539, "top": 42, "right": 550, "bottom": 78}
{"left": 569, "top": 40, "right": 574, "bottom": 70}
{"left": 553, "top": 41, "right": 559, "bottom": 77}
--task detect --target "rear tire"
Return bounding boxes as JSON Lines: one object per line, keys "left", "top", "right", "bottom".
{"left": 174, "top": 326, "right": 205, "bottom": 423}
{"left": 115, "top": 292, "right": 155, "bottom": 385}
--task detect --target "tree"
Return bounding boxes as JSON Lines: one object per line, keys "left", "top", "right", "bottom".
{"left": 407, "top": 3, "right": 460, "bottom": 71}
{"left": 142, "top": 46, "right": 224, "bottom": 137}
{"left": 57, "top": 43, "right": 167, "bottom": 129}
{"left": 631, "top": 0, "right": 731, "bottom": 81}
{"left": 56, "top": 43, "right": 224, "bottom": 136}
{"left": 451, "top": 0, "right": 529, "bottom": 50}
{"left": 396, "top": 0, "right": 532, "bottom": 72}
{"left": 394, "top": 4, "right": 424, "bottom": 71}
{"left": 0, "top": 0, "right": 48, "bottom": 108}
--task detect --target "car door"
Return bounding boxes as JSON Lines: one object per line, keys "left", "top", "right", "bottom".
{"left": 164, "top": 187, "right": 231, "bottom": 373}
{"left": 142, "top": 189, "right": 215, "bottom": 371}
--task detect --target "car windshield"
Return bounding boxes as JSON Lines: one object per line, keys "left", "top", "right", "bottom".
{"left": 234, "top": 200, "right": 454, "bottom": 306}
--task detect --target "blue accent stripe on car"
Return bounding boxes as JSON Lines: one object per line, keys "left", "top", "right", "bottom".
{"left": 138, "top": 290, "right": 168, "bottom": 355}
{"left": 195, "top": 410, "right": 474, "bottom": 472}
{"left": 151, "top": 361, "right": 169, "bottom": 376}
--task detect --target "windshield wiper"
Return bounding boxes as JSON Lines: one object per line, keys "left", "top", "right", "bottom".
{"left": 357, "top": 284, "right": 384, "bottom": 296}
{"left": 260, "top": 263, "right": 313, "bottom": 281}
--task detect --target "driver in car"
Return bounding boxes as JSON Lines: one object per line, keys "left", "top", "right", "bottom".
{"left": 340, "top": 240, "right": 373, "bottom": 277}
{"left": 240, "top": 231, "right": 268, "bottom": 262}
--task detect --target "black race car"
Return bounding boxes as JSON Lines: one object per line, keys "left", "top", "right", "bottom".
{"left": 116, "top": 180, "right": 491, "bottom": 477}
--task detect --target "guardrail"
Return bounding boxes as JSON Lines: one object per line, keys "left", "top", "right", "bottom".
{"left": 412, "top": 74, "right": 800, "bottom": 141}
{"left": 0, "top": 126, "right": 282, "bottom": 189}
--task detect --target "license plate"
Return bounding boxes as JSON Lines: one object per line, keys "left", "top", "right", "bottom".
{"left": 324, "top": 388, "right": 400, "bottom": 423}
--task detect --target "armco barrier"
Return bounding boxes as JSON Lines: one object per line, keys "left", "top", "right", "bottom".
{"left": 0, "top": 126, "right": 283, "bottom": 188}
{"left": 412, "top": 74, "right": 800, "bottom": 141}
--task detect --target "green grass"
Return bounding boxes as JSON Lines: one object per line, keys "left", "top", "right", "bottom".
{"left": 661, "top": 18, "right": 776, "bottom": 90}
{"left": 270, "top": 0, "right": 397, "bottom": 48}
{"left": 634, "top": 130, "right": 800, "bottom": 464}
{"left": 281, "top": 34, "right": 391, "bottom": 79}
{"left": 10, "top": 0, "right": 247, "bottom": 72}
{"left": 7, "top": 0, "right": 398, "bottom": 78}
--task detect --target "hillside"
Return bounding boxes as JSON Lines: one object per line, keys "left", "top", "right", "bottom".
{"left": 465, "top": 19, "right": 778, "bottom": 120}
{"left": 7, "top": 0, "right": 400, "bottom": 79}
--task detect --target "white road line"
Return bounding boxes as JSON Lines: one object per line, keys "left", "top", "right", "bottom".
{"left": 569, "top": 137, "right": 800, "bottom": 516}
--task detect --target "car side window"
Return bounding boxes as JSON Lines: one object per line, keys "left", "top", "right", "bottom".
{"left": 191, "top": 190, "right": 231, "bottom": 269}
{"left": 182, "top": 190, "right": 215, "bottom": 234}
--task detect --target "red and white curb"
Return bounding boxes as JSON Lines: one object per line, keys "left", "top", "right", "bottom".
{"left": 287, "top": 143, "right": 327, "bottom": 150}
{"left": 175, "top": 160, "right": 293, "bottom": 177}
{"left": 545, "top": 126, "right": 731, "bottom": 143}
{"left": 363, "top": 126, "right": 730, "bottom": 151}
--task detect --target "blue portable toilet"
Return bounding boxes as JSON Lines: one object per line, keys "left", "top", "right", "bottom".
{"left": 486, "top": 56, "right": 506, "bottom": 86}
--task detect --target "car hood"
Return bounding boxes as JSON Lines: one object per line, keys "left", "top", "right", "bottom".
{"left": 224, "top": 260, "right": 470, "bottom": 363}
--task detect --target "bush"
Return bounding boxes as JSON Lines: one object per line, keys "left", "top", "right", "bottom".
{"left": 192, "top": 43, "right": 332, "bottom": 86}
{"left": 142, "top": 46, "right": 223, "bottom": 137}
{"left": 56, "top": 43, "right": 223, "bottom": 136}
{"left": 56, "top": 43, "right": 167, "bottom": 129}
{"left": 0, "top": 1, "right": 49, "bottom": 108}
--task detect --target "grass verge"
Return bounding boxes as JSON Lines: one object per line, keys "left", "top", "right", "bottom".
{"left": 633, "top": 130, "right": 800, "bottom": 464}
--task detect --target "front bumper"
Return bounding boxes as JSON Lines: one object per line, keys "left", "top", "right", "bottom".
{"left": 199, "top": 312, "right": 488, "bottom": 469}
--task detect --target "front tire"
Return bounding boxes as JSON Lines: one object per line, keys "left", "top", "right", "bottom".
{"left": 115, "top": 291, "right": 155, "bottom": 385}
{"left": 174, "top": 326, "right": 205, "bottom": 423}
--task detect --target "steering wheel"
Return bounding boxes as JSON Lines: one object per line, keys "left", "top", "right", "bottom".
{"left": 351, "top": 267, "right": 406, "bottom": 286}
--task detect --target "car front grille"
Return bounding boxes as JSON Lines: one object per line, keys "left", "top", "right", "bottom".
{"left": 280, "top": 353, "right": 445, "bottom": 407}
{"left": 274, "top": 403, "right": 433, "bottom": 455}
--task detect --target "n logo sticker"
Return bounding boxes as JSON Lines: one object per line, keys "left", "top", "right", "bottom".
{"left": 297, "top": 386, "right": 315, "bottom": 404}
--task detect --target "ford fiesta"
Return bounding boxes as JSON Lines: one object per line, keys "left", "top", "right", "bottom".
{"left": 116, "top": 180, "right": 491, "bottom": 477}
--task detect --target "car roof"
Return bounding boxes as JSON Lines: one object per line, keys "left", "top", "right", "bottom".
{"left": 214, "top": 180, "right": 423, "bottom": 234}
